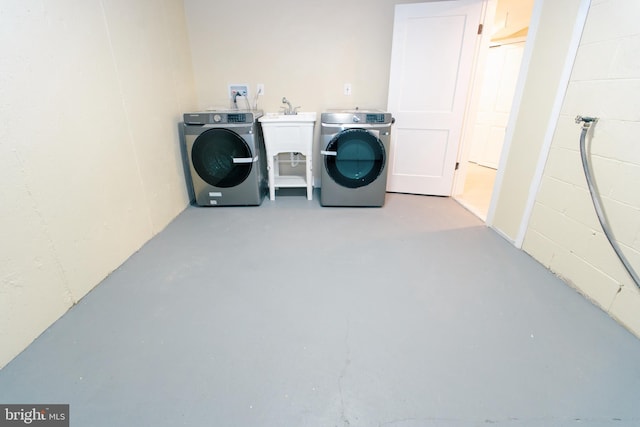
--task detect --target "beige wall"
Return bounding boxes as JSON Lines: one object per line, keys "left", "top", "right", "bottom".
{"left": 523, "top": 0, "right": 640, "bottom": 336}
{"left": 0, "top": 0, "right": 197, "bottom": 368}
{"left": 184, "top": 0, "right": 419, "bottom": 113}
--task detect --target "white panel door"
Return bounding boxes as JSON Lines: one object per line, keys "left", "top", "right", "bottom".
{"left": 469, "top": 42, "right": 525, "bottom": 168}
{"left": 386, "top": 0, "right": 484, "bottom": 196}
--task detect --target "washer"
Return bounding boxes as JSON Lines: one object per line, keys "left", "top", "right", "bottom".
{"left": 183, "top": 110, "right": 267, "bottom": 206}
{"left": 320, "top": 109, "right": 394, "bottom": 207}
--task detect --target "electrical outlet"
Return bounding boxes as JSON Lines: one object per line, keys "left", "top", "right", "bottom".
{"left": 257, "top": 83, "right": 265, "bottom": 96}
{"left": 344, "top": 83, "right": 352, "bottom": 96}
{"left": 229, "top": 84, "right": 249, "bottom": 99}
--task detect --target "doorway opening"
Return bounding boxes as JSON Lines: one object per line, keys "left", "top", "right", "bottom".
{"left": 454, "top": 0, "right": 535, "bottom": 221}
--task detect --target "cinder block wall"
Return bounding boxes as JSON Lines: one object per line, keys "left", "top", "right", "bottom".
{"left": 523, "top": 0, "right": 640, "bottom": 335}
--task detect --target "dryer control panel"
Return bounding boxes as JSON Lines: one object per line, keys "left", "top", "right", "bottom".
{"left": 321, "top": 110, "right": 393, "bottom": 126}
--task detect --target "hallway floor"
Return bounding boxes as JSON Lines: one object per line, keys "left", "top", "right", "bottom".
{"left": 1, "top": 193, "right": 640, "bottom": 426}
{"left": 456, "top": 162, "right": 497, "bottom": 221}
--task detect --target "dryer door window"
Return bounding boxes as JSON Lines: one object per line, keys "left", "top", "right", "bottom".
{"left": 325, "top": 129, "right": 385, "bottom": 188}
{"left": 191, "top": 128, "right": 253, "bottom": 188}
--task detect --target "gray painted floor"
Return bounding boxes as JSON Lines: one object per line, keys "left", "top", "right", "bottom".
{"left": 2, "top": 192, "right": 640, "bottom": 426}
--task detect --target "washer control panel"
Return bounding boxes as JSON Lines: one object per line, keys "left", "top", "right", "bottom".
{"left": 183, "top": 110, "right": 263, "bottom": 125}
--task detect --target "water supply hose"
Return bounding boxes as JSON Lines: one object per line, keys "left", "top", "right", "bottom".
{"left": 576, "top": 116, "right": 640, "bottom": 290}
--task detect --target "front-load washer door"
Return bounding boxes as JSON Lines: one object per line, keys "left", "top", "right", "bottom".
{"left": 323, "top": 128, "right": 386, "bottom": 188}
{"left": 191, "top": 128, "right": 254, "bottom": 188}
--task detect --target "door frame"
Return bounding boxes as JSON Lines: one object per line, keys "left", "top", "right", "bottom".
{"left": 452, "top": 0, "right": 592, "bottom": 251}
{"left": 453, "top": 0, "right": 591, "bottom": 251}
{"left": 452, "top": 0, "right": 541, "bottom": 227}
{"left": 451, "top": 0, "right": 498, "bottom": 201}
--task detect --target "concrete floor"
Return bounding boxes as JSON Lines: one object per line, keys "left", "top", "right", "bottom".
{"left": 1, "top": 192, "right": 640, "bottom": 426}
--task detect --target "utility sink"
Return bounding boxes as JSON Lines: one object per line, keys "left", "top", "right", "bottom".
{"left": 259, "top": 112, "right": 317, "bottom": 123}
{"left": 258, "top": 112, "right": 317, "bottom": 201}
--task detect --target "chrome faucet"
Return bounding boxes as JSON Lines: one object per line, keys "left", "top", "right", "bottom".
{"left": 281, "top": 97, "right": 299, "bottom": 115}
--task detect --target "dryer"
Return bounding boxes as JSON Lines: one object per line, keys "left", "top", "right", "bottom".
{"left": 320, "top": 110, "right": 394, "bottom": 207}
{"left": 183, "top": 110, "right": 266, "bottom": 206}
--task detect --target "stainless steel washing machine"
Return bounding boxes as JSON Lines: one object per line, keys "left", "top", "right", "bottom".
{"left": 183, "top": 110, "right": 267, "bottom": 206}
{"left": 320, "top": 109, "right": 394, "bottom": 207}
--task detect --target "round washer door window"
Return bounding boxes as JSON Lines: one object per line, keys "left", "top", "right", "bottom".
{"left": 191, "top": 128, "right": 252, "bottom": 188}
{"left": 325, "top": 128, "right": 386, "bottom": 188}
